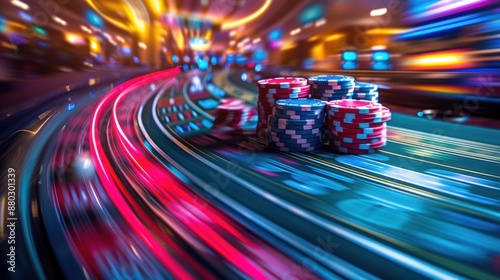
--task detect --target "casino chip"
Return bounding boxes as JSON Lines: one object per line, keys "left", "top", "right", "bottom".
{"left": 213, "top": 98, "right": 257, "bottom": 135}
{"left": 256, "top": 77, "right": 310, "bottom": 138}
{"left": 352, "top": 82, "right": 380, "bottom": 103}
{"left": 266, "top": 98, "right": 326, "bottom": 152}
{"left": 328, "top": 99, "right": 382, "bottom": 114}
{"left": 326, "top": 99, "right": 391, "bottom": 154}
{"left": 258, "top": 77, "right": 308, "bottom": 88}
{"left": 275, "top": 98, "right": 327, "bottom": 111}
{"left": 308, "top": 75, "right": 355, "bottom": 101}
{"left": 307, "top": 75, "right": 355, "bottom": 85}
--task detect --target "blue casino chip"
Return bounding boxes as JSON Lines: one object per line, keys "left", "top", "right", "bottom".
{"left": 311, "top": 83, "right": 355, "bottom": 90}
{"left": 275, "top": 99, "right": 327, "bottom": 111}
{"left": 312, "top": 93, "right": 354, "bottom": 99}
{"left": 269, "top": 131, "right": 323, "bottom": 139}
{"left": 270, "top": 115, "right": 324, "bottom": 125}
{"left": 353, "top": 88, "right": 378, "bottom": 93}
{"left": 308, "top": 75, "right": 355, "bottom": 85}
{"left": 268, "top": 125, "right": 323, "bottom": 135}
{"left": 267, "top": 96, "right": 326, "bottom": 152}
{"left": 311, "top": 89, "right": 354, "bottom": 95}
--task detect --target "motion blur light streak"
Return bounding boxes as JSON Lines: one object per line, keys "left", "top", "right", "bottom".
{"left": 110, "top": 69, "right": 319, "bottom": 279}
{"left": 10, "top": 0, "right": 29, "bottom": 10}
{"left": 15, "top": 115, "right": 53, "bottom": 135}
{"left": 89, "top": 68, "right": 196, "bottom": 279}
{"left": 409, "top": 0, "right": 492, "bottom": 22}
{"left": 403, "top": 50, "right": 474, "bottom": 70}
{"left": 3, "top": 0, "right": 500, "bottom": 279}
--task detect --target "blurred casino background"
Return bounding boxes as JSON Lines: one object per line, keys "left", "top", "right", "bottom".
{"left": 0, "top": 0, "right": 500, "bottom": 125}
{"left": 2, "top": 1, "right": 500, "bottom": 280}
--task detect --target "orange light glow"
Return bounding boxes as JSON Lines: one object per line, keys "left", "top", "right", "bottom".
{"left": 89, "top": 37, "right": 101, "bottom": 52}
{"left": 403, "top": 85, "right": 469, "bottom": 94}
{"left": 366, "top": 28, "right": 407, "bottom": 35}
{"left": 403, "top": 50, "right": 475, "bottom": 70}
{"left": 325, "top": 34, "right": 344, "bottom": 42}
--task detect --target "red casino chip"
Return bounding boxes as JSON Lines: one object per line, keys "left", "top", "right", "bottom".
{"left": 328, "top": 114, "right": 392, "bottom": 124}
{"left": 258, "top": 84, "right": 311, "bottom": 94}
{"left": 334, "top": 136, "right": 387, "bottom": 144}
{"left": 325, "top": 98, "right": 392, "bottom": 154}
{"left": 256, "top": 77, "right": 319, "bottom": 138}
{"left": 327, "top": 106, "right": 390, "bottom": 120}
{"left": 329, "top": 120, "right": 387, "bottom": 129}
{"left": 327, "top": 123, "right": 387, "bottom": 134}
{"left": 219, "top": 98, "right": 244, "bottom": 106}
{"left": 214, "top": 101, "right": 257, "bottom": 133}
{"left": 330, "top": 129, "right": 387, "bottom": 139}
{"left": 327, "top": 99, "right": 382, "bottom": 114}
{"left": 258, "top": 91, "right": 310, "bottom": 100}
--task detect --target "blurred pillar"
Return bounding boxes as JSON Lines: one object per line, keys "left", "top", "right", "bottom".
{"left": 133, "top": 21, "right": 164, "bottom": 68}
{"left": 139, "top": 23, "right": 150, "bottom": 66}
{"left": 151, "top": 20, "right": 164, "bottom": 69}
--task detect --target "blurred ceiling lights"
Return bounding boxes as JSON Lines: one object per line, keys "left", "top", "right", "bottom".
{"left": 290, "top": 28, "right": 301, "bottom": 36}
{"left": 52, "top": 16, "right": 67, "bottom": 26}
{"left": 11, "top": 0, "right": 29, "bottom": 10}
{"left": 80, "top": 25, "right": 93, "bottom": 34}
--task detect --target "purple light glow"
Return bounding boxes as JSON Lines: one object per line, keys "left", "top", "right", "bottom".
{"left": 409, "top": 0, "right": 493, "bottom": 23}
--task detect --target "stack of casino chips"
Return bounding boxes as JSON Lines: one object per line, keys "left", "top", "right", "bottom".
{"left": 325, "top": 99, "right": 391, "bottom": 154}
{"left": 213, "top": 98, "right": 258, "bottom": 135}
{"left": 256, "top": 77, "right": 310, "bottom": 138}
{"left": 307, "top": 75, "right": 355, "bottom": 101}
{"left": 266, "top": 99, "right": 326, "bottom": 152}
{"left": 352, "top": 82, "right": 379, "bottom": 103}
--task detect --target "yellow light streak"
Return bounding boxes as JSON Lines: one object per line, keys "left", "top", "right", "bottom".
{"left": 85, "top": 0, "right": 131, "bottom": 31}
{"left": 205, "top": 30, "right": 212, "bottom": 40}
{"left": 325, "top": 33, "right": 344, "bottom": 41}
{"left": 15, "top": 115, "right": 52, "bottom": 135}
{"left": 366, "top": 28, "right": 407, "bottom": 35}
{"left": 149, "top": 0, "right": 163, "bottom": 15}
{"left": 307, "top": 35, "right": 320, "bottom": 42}
{"left": 281, "top": 42, "right": 297, "bottom": 50}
